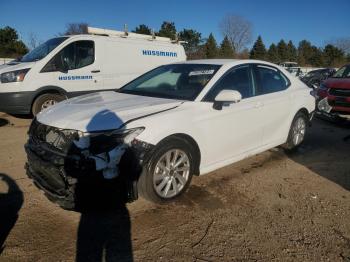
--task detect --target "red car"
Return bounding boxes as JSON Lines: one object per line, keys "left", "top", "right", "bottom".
{"left": 317, "top": 64, "right": 350, "bottom": 116}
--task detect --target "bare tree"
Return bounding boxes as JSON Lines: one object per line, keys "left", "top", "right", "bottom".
{"left": 28, "top": 32, "right": 40, "bottom": 50}
{"left": 326, "top": 37, "right": 350, "bottom": 54}
{"left": 219, "top": 14, "right": 253, "bottom": 53}
{"left": 63, "top": 23, "right": 88, "bottom": 35}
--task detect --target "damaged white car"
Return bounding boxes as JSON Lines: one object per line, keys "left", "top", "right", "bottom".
{"left": 25, "top": 60, "right": 315, "bottom": 209}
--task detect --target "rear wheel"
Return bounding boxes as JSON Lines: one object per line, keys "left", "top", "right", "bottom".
{"left": 32, "top": 93, "right": 65, "bottom": 115}
{"left": 284, "top": 111, "right": 308, "bottom": 151}
{"left": 138, "top": 137, "right": 195, "bottom": 204}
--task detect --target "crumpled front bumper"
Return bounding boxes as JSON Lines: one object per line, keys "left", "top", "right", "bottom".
{"left": 25, "top": 132, "right": 153, "bottom": 210}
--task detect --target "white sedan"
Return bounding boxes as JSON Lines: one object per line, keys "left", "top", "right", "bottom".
{"left": 26, "top": 59, "right": 315, "bottom": 208}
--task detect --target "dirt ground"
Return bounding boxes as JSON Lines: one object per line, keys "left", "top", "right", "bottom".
{"left": 0, "top": 112, "right": 349, "bottom": 262}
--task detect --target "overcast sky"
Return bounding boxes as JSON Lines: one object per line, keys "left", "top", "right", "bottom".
{"left": 1, "top": 0, "right": 349, "bottom": 48}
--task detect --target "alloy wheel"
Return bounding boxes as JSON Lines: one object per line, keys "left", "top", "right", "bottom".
{"left": 153, "top": 149, "right": 190, "bottom": 198}
{"left": 292, "top": 117, "right": 306, "bottom": 146}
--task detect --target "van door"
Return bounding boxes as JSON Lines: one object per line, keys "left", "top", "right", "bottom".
{"left": 41, "top": 39, "right": 104, "bottom": 96}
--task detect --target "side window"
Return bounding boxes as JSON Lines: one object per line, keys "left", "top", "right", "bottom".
{"left": 41, "top": 40, "right": 94, "bottom": 72}
{"left": 205, "top": 65, "right": 254, "bottom": 101}
{"left": 255, "top": 65, "right": 289, "bottom": 95}
{"left": 75, "top": 41, "right": 94, "bottom": 69}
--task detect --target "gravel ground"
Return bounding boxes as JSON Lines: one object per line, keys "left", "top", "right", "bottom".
{"left": 0, "top": 113, "right": 349, "bottom": 262}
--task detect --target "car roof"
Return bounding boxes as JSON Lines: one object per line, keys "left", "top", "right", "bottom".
{"left": 175, "top": 59, "right": 280, "bottom": 67}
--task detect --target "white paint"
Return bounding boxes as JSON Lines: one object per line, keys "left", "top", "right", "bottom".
{"left": 0, "top": 34, "right": 186, "bottom": 97}
{"left": 0, "top": 58, "right": 14, "bottom": 65}
{"left": 36, "top": 59, "right": 315, "bottom": 177}
{"left": 37, "top": 92, "right": 182, "bottom": 131}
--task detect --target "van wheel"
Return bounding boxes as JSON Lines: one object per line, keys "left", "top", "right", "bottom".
{"left": 138, "top": 137, "right": 195, "bottom": 204}
{"left": 284, "top": 111, "right": 308, "bottom": 151}
{"left": 32, "top": 93, "right": 65, "bottom": 115}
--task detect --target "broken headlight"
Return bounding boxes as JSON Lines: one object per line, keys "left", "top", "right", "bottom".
{"left": 76, "top": 127, "right": 145, "bottom": 155}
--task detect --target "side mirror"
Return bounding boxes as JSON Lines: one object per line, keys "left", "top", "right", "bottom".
{"left": 213, "top": 90, "right": 242, "bottom": 110}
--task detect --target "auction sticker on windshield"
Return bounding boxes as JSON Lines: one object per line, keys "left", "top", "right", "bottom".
{"left": 189, "top": 69, "right": 215, "bottom": 76}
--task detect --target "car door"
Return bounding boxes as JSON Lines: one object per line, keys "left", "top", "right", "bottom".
{"left": 41, "top": 40, "right": 104, "bottom": 96}
{"left": 253, "top": 64, "right": 292, "bottom": 146}
{"left": 196, "top": 64, "right": 265, "bottom": 167}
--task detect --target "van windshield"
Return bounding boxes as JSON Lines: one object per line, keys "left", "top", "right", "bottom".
{"left": 19, "top": 37, "right": 68, "bottom": 62}
{"left": 119, "top": 64, "right": 221, "bottom": 100}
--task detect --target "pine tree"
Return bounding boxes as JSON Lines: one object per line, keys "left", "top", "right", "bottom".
{"left": 219, "top": 36, "right": 235, "bottom": 58}
{"left": 277, "top": 40, "right": 288, "bottom": 61}
{"left": 249, "top": 36, "right": 267, "bottom": 60}
{"left": 297, "top": 40, "right": 313, "bottom": 66}
{"left": 0, "top": 26, "right": 28, "bottom": 57}
{"left": 178, "top": 29, "right": 202, "bottom": 58}
{"left": 133, "top": 24, "right": 152, "bottom": 35}
{"left": 286, "top": 40, "right": 297, "bottom": 61}
{"left": 204, "top": 33, "right": 218, "bottom": 58}
{"left": 267, "top": 43, "right": 279, "bottom": 63}
{"left": 157, "top": 21, "right": 177, "bottom": 40}
{"left": 323, "top": 44, "right": 346, "bottom": 67}
{"left": 310, "top": 46, "right": 324, "bottom": 67}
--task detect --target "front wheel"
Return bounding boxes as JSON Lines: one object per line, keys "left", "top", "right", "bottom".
{"left": 138, "top": 137, "right": 195, "bottom": 204}
{"left": 32, "top": 93, "right": 65, "bottom": 115}
{"left": 284, "top": 111, "right": 308, "bottom": 151}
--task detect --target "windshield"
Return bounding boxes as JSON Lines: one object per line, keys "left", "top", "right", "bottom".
{"left": 119, "top": 64, "right": 221, "bottom": 100}
{"left": 20, "top": 37, "right": 68, "bottom": 62}
{"left": 332, "top": 65, "right": 350, "bottom": 78}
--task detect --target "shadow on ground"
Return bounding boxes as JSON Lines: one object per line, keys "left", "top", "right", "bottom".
{"left": 76, "top": 199, "right": 133, "bottom": 262}
{"left": 74, "top": 168, "right": 134, "bottom": 262}
{"left": 0, "top": 118, "right": 9, "bottom": 127}
{"left": 73, "top": 110, "right": 134, "bottom": 262}
{"left": 0, "top": 173, "right": 23, "bottom": 254}
{"left": 287, "top": 118, "right": 350, "bottom": 191}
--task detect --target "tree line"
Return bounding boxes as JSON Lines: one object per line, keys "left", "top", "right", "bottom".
{"left": 249, "top": 36, "right": 349, "bottom": 67}
{"left": 1, "top": 16, "right": 349, "bottom": 68}
{"left": 132, "top": 18, "right": 349, "bottom": 67}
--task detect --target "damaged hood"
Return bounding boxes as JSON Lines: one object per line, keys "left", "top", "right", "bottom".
{"left": 37, "top": 91, "right": 183, "bottom": 132}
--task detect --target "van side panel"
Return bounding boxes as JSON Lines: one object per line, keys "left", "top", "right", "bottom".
{"left": 101, "top": 38, "right": 186, "bottom": 89}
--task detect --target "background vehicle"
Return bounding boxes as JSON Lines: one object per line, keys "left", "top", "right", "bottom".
{"left": 278, "top": 61, "right": 303, "bottom": 77}
{"left": 25, "top": 59, "right": 315, "bottom": 209}
{"left": 301, "top": 68, "right": 336, "bottom": 88}
{"left": 316, "top": 64, "right": 350, "bottom": 118}
{"left": 0, "top": 27, "right": 186, "bottom": 115}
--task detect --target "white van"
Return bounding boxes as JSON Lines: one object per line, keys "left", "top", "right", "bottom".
{"left": 0, "top": 27, "right": 186, "bottom": 115}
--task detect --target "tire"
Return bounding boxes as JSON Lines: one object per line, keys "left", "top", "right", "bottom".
{"left": 284, "top": 111, "right": 308, "bottom": 151}
{"left": 32, "top": 93, "right": 65, "bottom": 115}
{"left": 138, "top": 137, "right": 195, "bottom": 204}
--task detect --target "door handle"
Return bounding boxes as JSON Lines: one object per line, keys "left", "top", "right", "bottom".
{"left": 91, "top": 70, "right": 100, "bottom": 73}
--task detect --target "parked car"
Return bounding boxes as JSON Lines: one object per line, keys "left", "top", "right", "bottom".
{"left": 278, "top": 61, "right": 302, "bottom": 77}
{"left": 316, "top": 64, "right": 350, "bottom": 118}
{"left": 0, "top": 27, "right": 186, "bottom": 115}
{"left": 301, "top": 68, "right": 336, "bottom": 88}
{"left": 25, "top": 59, "right": 315, "bottom": 209}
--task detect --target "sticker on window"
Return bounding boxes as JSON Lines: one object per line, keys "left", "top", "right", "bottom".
{"left": 189, "top": 69, "right": 215, "bottom": 76}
